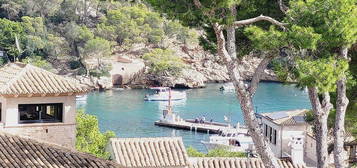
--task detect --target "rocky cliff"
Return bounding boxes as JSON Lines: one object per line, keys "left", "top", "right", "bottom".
{"left": 105, "top": 41, "right": 278, "bottom": 89}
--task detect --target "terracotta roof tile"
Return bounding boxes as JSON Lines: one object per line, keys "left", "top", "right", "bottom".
{"left": 0, "top": 132, "right": 121, "bottom": 168}
{"left": 0, "top": 63, "right": 89, "bottom": 96}
{"left": 189, "top": 157, "right": 304, "bottom": 168}
{"left": 109, "top": 137, "right": 189, "bottom": 168}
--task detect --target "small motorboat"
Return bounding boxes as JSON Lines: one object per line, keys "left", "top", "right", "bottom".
{"left": 76, "top": 95, "right": 87, "bottom": 102}
{"left": 201, "top": 129, "right": 255, "bottom": 153}
{"left": 144, "top": 87, "right": 186, "bottom": 101}
{"left": 219, "top": 83, "right": 235, "bottom": 92}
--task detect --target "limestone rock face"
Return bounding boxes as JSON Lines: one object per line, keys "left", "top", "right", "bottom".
{"left": 96, "top": 76, "right": 113, "bottom": 90}
{"left": 76, "top": 76, "right": 113, "bottom": 90}
{"left": 105, "top": 31, "right": 278, "bottom": 89}
{"left": 148, "top": 69, "right": 206, "bottom": 88}
{"left": 237, "top": 56, "right": 279, "bottom": 82}
{"left": 76, "top": 76, "right": 95, "bottom": 88}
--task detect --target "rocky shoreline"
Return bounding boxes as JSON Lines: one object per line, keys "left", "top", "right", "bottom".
{"left": 76, "top": 54, "right": 280, "bottom": 90}
{"left": 76, "top": 36, "right": 280, "bottom": 90}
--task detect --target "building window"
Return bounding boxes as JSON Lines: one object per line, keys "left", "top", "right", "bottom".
{"left": 19, "top": 103, "right": 63, "bottom": 123}
{"left": 269, "top": 127, "right": 273, "bottom": 142}
{"left": 263, "top": 123, "right": 277, "bottom": 145}
{"left": 273, "top": 130, "right": 277, "bottom": 145}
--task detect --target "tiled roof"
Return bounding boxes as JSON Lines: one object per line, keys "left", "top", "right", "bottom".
{"left": 0, "top": 63, "right": 89, "bottom": 96}
{"left": 260, "top": 109, "right": 308, "bottom": 126}
{"left": 109, "top": 137, "right": 189, "bottom": 168}
{"left": 189, "top": 157, "right": 305, "bottom": 168}
{"left": 0, "top": 132, "right": 121, "bottom": 168}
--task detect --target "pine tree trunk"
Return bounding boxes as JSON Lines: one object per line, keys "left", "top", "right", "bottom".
{"left": 214, "top": 23, "right": 281, "bottom": 168}
{"left": 307, "top": 87, "right": 331, "bottom": 168}
{"left": 334, "top": 47, "right": 350, "bottom": 168}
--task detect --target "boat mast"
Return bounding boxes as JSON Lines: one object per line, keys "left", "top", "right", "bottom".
{"left": 167, "top": 87, "right": 172, "bottom": 114}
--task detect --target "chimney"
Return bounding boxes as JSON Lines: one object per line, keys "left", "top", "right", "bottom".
{"left": 289, "top": 135, "right": 305, "bottom": 166}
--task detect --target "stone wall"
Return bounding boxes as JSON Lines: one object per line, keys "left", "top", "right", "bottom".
{"left": 1, "top": 123, "right": 76, "bottom": 148}
{"left": 0, "top": 95, "right": 77, "bottom": 148}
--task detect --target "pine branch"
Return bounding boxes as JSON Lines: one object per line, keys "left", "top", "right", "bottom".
{"left": 278, "top": 0, "right": 288, "bottom": 14}
{"left": 230, "top": 15, "right": 287, "bottom": 30}
{"left": 249, "top": 53, "right": 275, "bottom": 96}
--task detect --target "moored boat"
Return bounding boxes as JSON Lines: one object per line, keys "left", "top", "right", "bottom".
{"left": 76, "top": 95, "right": 87, "bottom": 101}
{"left": 201, "top": 129, "right": 255, "bottom": 153}
{"left": 219, "top": 82, "right": 235, "bottom": 92}
{"left": 144, "top": 87, "right": 186, "bottom": 101}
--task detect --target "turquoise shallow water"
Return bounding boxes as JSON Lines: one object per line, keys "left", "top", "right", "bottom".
{"left": 78, "top": 83, "right": 311, "bottom": 152}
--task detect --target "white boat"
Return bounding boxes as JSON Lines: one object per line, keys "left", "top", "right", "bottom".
{"left": 76, "top": 95, "right": 87, "bottom": 101}
{"left": 144, "top": 87, "right": 186, "bottom": 101}
{"left": 219, "top": 83, "right": 235, "bottom": 92}
{"left": 201, "top": 129, "right": 255, "bottom": 153}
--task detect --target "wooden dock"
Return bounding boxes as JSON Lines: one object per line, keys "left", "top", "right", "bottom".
{"left": 154, "top": 119, "right": 245, "bottom": 134}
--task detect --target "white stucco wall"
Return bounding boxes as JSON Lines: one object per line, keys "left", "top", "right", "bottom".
{"left": 0, "top": 95, "right": 76, "bottom": 148}
{"left": 261, "top": 118, "right": 307, "bottom": 158}
{"left": 0, "top": 97, "right": 7, "bottom": 123}
{"left": 262, "top": 118, "right": 282, "bottom": 158}
{"left": 281, "top": 125, "right": 306, "bottom": 157}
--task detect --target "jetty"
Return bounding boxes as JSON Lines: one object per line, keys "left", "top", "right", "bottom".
{"left": 153, "top": 88, "right": 247, "bottom": 134}
{"left": 154, "top": 119, "right": 244, "bottom": 134}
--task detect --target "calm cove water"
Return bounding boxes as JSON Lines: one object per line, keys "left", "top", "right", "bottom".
{"left": 78, "top": 83, "right": 311, "bottom": 152}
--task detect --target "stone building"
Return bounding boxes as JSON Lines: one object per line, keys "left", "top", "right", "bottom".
{"left": 107, "top": 137, "right": 190, "bottom": 168}
{"left": 257, "top": 109, "right": 312, "bottom": 166}
{"left": 189, "top": 157, "right": 303, "bottom": 168}
{"left": 107, "top": 137, "right": 304, "bottom": 168}
{"left": 257, "top": 109, "right": 356, "bottom": 167}
{"left": 0, "top": 63, "right": 88, "bottom": 148}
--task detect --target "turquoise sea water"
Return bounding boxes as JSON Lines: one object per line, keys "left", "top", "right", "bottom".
{"left": 78, "top": 83, "right": 311, "bottom": 152}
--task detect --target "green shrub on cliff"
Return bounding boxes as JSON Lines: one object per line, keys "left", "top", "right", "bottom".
{"left": 142, "top": 48, "right": 185, "bottom": 76}
{"left": 187, "top": 146, "right": 246, "bottom": 157}
{"left": 21, "top": 56, "right": 53, "bottom": 70}
{"left": 76, "top": 109, "right": 115, "bottom": 159}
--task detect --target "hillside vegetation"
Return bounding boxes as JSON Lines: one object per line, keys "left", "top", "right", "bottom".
{"left": 0, "top": 0, "right": 197, "bottom": 76}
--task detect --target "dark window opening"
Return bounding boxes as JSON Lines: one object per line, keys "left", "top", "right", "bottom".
{"left": 19, "top": 103, "right": 63, "bottom": 123}
{"left": 273, "top": 130, "right": 277, "bottom": 145}
{"left": 269, "top": 127, "right": 273, "bottom": 142}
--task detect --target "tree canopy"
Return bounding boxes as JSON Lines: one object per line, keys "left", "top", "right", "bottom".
{"left": 76, "top": 109, "right": 116, "bottom": 159}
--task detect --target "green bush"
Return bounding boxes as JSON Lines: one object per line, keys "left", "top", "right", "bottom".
{"left": 89, "top": 64, "right": 112, "bottom": 77}
{"left": 76, "top": 109, "right": 116, "bottom": 159}
{"left": 142, "top": 48, "right": 185, "bottom": 76}
{"left": 21, "top": 56, "right": 53, "bottom": 70}
{"left": 98, "top": 5, "right": 165, "bottom": 47}
{"left": 187, "top": 146, "right": 246, "bottom": 157}
{"left": 0, "top": 57, "right": 7, "bottom": 66}
{"left": 206, "top": 148, "right": 246, "bottom": 157}
{"left": 187, "top": 147, "right": 206, "bottom": 157}
{"left": 77, "top": 67, "right": 87, "bottom": 76}
{"left": 68, "top": 60, "right": 81, "bottom": 69}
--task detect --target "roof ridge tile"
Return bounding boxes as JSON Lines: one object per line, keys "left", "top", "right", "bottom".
{"left": 0, "top": 63, "right": 89, "bottom": 96}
